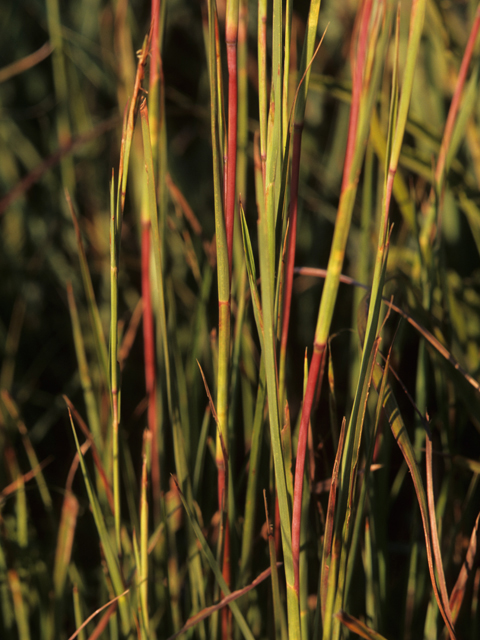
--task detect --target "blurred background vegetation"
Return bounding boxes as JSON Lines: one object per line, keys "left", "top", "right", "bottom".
{"left": 1, "top": 1, "right": 480, "bottom": 639}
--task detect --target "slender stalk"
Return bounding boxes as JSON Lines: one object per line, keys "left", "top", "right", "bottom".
{"left": 222, "top": 6, "right": 238, "bottom": 634}
{"left": 292, "top": 344, "right": 324, "bottom": 593}
{"left": 258, "top": 0, "right": 267, "bottom": 188}
{"left": 291, "top": 0, "right": 373, "bottom": 594}
{"left": 110, "top": 34, "right": 151, "bottom": 554}
{"left": 279, "top": 124, "right": 302, "bottom": 407}
{"left": 225, "top": 0, "right": 239, "bottom": 277}
{"left": 148, "top": 0, "right": 161, "bottom": 166}
{"left": 141, "top": 0, "right": 163, "bottom": 530}
{"left": 45, "top": 0, "right": 75, "bottom": 192}
{"left": 139, "top": 430, "right": 151, "bottom": 637}
{"left": 279, "top": 0, "right": 321, "bottom": 405}
{"left": 206, "top": 4, "right": 233, "bottom": 636}
{"left": 109, "top": 173, "right": 121, "bottom": 552}
{"left": 141, "top": 219, "right": 159, "bottom": 519}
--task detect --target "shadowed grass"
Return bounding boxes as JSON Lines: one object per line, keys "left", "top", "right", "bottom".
{"left": 1, "top": 2, "right": 480, "bottom": 640}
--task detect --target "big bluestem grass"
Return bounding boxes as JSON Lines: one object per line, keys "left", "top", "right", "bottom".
{"left": 1, "top": 2, "right": 480, "bottom": 640}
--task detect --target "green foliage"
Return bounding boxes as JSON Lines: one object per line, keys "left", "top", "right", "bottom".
{"left": 1, "top": 1, "right": 480, "bottom": 639}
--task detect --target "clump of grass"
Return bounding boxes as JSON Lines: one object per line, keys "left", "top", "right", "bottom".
{"left": 1, "top": 2, "right": 480, "bottom": 640}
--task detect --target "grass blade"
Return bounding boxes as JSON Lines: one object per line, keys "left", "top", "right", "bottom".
{"left": 67, "top": 409, "right": 131, "bottom": 635}
{"left": 173, "top": 478, "right": 255, "bottom": 640}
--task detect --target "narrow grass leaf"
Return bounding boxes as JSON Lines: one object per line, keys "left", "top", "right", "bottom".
{"left": 378, "top": 378, "right": 456, "bottom": 638}
{"left": 1, "top": 390, "right": 52, "bottom": 511}
{"left": 72, "top": 586, "right": 86, "bottom": 640}
{"left": 53, "top": 492, "right": 79, "bottom": 599}
{"left": 320, "top": 417, "right": 346, "bottom": 618}
{"left": 167, "top": 565, "right": 276, "bottom": 640}
{"left": 67, "top": 409, "right": 131, "bottom": 635}
{"left": 426, "top": 436, "right": 455, "bottom": 636}
{"left": 173, "top": 478, "right": 255, "bottom": 640}
{"left": 240, "top": 203, "right": 263, "bottom": 346}
{"left": 67, "top": 591, "right": 129, "bottom": 640}
{"left": 238, "top": 358, "right": 266, "bottom": 587}
{"left": 66, "top": 192, "right": 109, "bottom": 388}
{"left": 8, "top": 569, "right": 30, "bottom": 640}
{"left": 66, "top": 282, "right": 102, "bottom": 447}
{"left": 449, "top": 511, "right": 480, "bottom": 623}
{"left": 264, "top": 491, "right": 287, "bottom": 640}
{"left": 63, "top": 396, "right": 114, "bottom": 514}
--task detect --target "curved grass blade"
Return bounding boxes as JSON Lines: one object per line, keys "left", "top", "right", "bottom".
{"left": 449, "top": 511, "right": 480, "bottom": 623}
{"left": 67, "top": 590, "right": 129, "bottom": 640}
{"left": 167, "top": 564, "right": 276, "bottom": 640}
{"left": 377, "top": 377, "right": 456, "bottom": 639}
{"left": 335, "top": 610, "right": 389, "bottom": 640}
{"left": 173, "top": 477, "right": 255, "bottom": 640}
{"left": 1, "top": 390, "right": 52, "bottom": 511}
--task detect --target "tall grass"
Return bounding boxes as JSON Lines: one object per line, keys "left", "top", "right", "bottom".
{"left": 1, "top": 1, "right": 480, "bottom": 639}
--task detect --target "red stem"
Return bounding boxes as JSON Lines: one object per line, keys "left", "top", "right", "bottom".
{"left": 291, "top": 344, "right": 324, "bottom": 593}
{"left": 435, "top": 5, "right": 480, "bottom": 186}
{"left": 341, "top": 0, "right": 372, "bottom": 193}
{"left": 280, "top": 123, "right": 303, "bottom": 367}
{"left": 291, "top": 0, "right": 373, "bottom": 595}
{"left": 149, "top": 0, "right": 160, "bottom": 90}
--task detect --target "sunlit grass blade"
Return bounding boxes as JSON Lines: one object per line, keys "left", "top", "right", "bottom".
{"left": 258, "top": 134, "right": 300, "bottom": 637}
{"left": 279, "top": 0, "right": 321, "bottom": 404}
{"left": 206, "top": 0, "right": 233, "bottom": 617}
{"left": 139, "top": 430, "right": 151, "bottom": 637}
{"left": 142, "top": 98, "right": 208, "bottom": 624}
{"left": 292, "top": 6, "right": 391, "bottom": 610}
